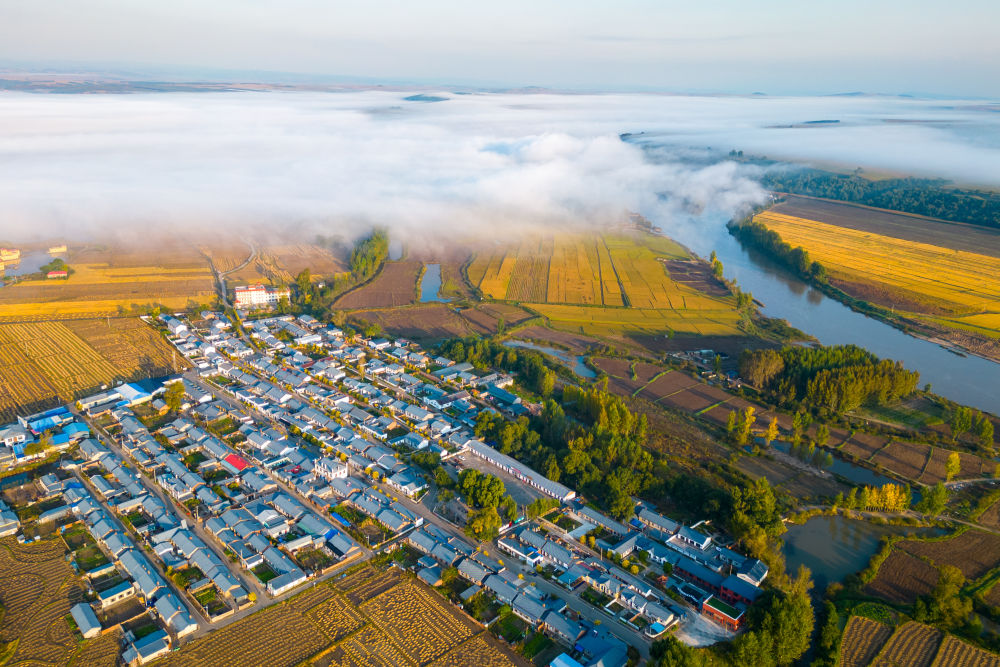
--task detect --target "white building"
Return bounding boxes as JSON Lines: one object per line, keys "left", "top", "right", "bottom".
{"left": 233, "top": 284, "right": 291, "bottom": 309}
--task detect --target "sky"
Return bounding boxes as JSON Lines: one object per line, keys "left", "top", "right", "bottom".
{"left": 2, "top": 91, "right": 998, "bottom": 247}
{"left": 1, "top": 1, "right": 999, "bottom": 97}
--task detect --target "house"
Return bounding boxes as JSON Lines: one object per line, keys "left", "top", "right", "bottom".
{"left": 542, "top": 609, "right": 584, "bottom": 644}
{"left": 123, "top": 629, "right": 170, "bottom": 665}
{"left": 98, "top": 581, "right": 136, "bottom": 609}
{"left": 511, "top": 593, "right": 545, "bottom": 625}
{"left": 676, "top": 526, "right": 712, "bottom": 550}
{"left": 702, "top": 596, "right": 744, "bottom": 632}
{"left": 70, "top": 602, "right": 102, "bottom": 639}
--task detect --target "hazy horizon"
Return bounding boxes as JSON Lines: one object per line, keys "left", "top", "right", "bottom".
{"left": 1, "top": 1, "right": 998, "bottom": 98}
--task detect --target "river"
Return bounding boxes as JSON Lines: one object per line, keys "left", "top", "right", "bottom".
{"left": 679, "top": 229, "right": 1000, "bottom": 415}
{"left": 782, "top": 515, "right": 943, "bottom": 591}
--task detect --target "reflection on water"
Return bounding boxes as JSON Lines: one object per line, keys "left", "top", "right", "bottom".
{"left": 782, "top": 515, "right": 942, "bottom": 591}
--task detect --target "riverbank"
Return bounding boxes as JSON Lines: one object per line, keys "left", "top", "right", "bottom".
{"left": 728, "top": 212, "right": 1000, "bottom": 365}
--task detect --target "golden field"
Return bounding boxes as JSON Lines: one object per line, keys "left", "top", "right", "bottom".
{"left": 0, "top": 258, "right": 215, "bottom": 318}
{"left": 756, "top": 212, "right": 1000, "bottom": 337}
{"left": 467, "top": 232, "right": 741, "bottom": 337}
{"left": 0, "top": 318, "right": 180, "bottom": 421}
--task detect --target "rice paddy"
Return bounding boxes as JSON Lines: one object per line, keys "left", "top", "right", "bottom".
{"left": 467, "top": 232, "right": 741, "bottom": 337}
{"left": 754, "top": 211, "right": 1000, "bottom": 337}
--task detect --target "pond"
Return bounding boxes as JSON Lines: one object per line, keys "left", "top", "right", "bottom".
{"left": 771, "top": 440, "right": 899, "bottom": 488}
{"left": 782, "top": 515, "right": 943, "bottom": 591}
{"left": 503, "top": 340, "right": 596, "bottom": 379}
{"left": 2, "top": 250, "right": 65, "bottom": 277}
{"left": 418, "top": 263, "right": 449, "bottom": 303}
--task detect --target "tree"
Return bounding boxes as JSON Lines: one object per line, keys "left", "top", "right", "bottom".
{"left": 816, "top": 424, "right": 830, "bottom": 448}
{"left": 164, "top": 381, "right": 185, "bottom": 413}
{"left": 737, "top": 406, "right": 757, "bottom": 446}
{"left": 946, "top": 451, "right": 961, "bottom": 482}
{"left": 713, "top": 355, "right": 722, "bottom": 375}
{"left": 726, "top": 411, "right": 737, "bottom": 437}
{"left": 650, "top": 636, "right": 706, "bottom": 667}
{"left": 951, "top": 406, "right": 974, "bottom": 440}
{"left": 499, "top": 495, "right": 517, "bottom": 523}
{"left": 739, "top": 349, "right": 785, "bottom": 388}
{"left": 977, "top": 416, "right": 995, "bottom": 452}
{"left": 916, "top": 482, "right": 949, "bottom": 516}
{"left": 791, "top": 412, "right": 804, "bottom": 446}
{"left": 465, "top": 506, "right": 502, "bottom": 541}
{"left": 763, "top": 417, "right": 779, "bottom": 448}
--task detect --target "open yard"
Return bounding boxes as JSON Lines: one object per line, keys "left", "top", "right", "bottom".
{"left": 0, "top": 317, "right": 179, "bottom": 422}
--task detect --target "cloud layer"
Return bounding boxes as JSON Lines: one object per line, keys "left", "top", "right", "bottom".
{"left": 1, "top": 91, "right": 998, "bottom": 248}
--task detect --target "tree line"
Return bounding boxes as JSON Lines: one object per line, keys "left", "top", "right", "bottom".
{"left": 739, "top": 344, "right": 919, "bottom": 416}
{"left": 762, "top": 169, "right": 1000, "bottom": 230}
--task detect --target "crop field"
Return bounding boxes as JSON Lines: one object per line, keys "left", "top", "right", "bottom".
{"left": 931, "top": 635, "right": 1000, "bottom": 667}
{"left": 0, "top": 536, "right": 108, "bottom": 666}
{"left": 864, "top": 551, "right": 940, "bottom": 604}
{"left": 755, "top": 211, "right": 1000, "bottom": 335}
{"left": 335, "top": 261, "right": 422, "bottom": 309}
{"left": 350, "top": 304, "right": 533, "bottom": 341}
{"left": 871, "top": 621, "right": 943, "bottom": 667}
{"left": 360, "top": 579, "right": 479, "bottom": 664}
{"left": 167, "top": 564, "right": 522, "bottom": 667}
{"left": 466, "top": 232, "right": 739, "bottom": 338}
{"left": 839, "top": 616, "right": 894, "bottom": 667}
{"left": 0, "top": 244, "right": 216, "bottom": 318}
{"left": 899, "top": 530, "right": 1000, "bottom": 580}
{"left": 0, "top": 318, "right": 178, "bottom": 422}
{"left": 532, "top": 303, "right": 741, "bottom": 337}
{"left": 772, "top": 196, "right": 1000, "bottom": 259}
{"left": 977, "top": 499, "right": 1000, "bottom": 531}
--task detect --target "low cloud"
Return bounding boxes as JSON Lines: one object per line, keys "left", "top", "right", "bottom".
{"left": 0, "top": 91, "right": 997, "bottom": 250}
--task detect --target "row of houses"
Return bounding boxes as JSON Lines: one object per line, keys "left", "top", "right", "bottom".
{"left": 407, "top": 524, "right": 588, "bottom": 646}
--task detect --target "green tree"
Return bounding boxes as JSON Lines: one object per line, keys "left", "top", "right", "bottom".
{"left": 915, "top": 482, "right": 949, "bottom": 516}
{"left": 465, "top": 506, "right": 502, "bottom": 541}
{"left": 164, "top": 381, "right": 185, "bottom": 412}
{"left": 816, "top": 423, "right": 830, "bottom": 448}
{"left": 737, "top": 406, "right": 757, "bottom": 446}
{"left": 977, "top": 416, "right": 995, "bottom": 451}
{"left": 951, "top": 406, "right": 974, "bottom": 439}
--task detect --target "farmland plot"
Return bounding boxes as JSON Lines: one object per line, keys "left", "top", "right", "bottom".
{"left": 0, "top": 318, "right": 178, "bottom": 421}
{"left": 0, "top": 537, "right": 99, "bottom": 666}
{"left": 871, "top": 621, "right": 943, "bottom": 667}
{"left": 839, "top": 616, "right": 893, "bottom": 667}
{"left": 864, "top": 551, "right": 940, "bottom": 604}
{"left": 899, "top": 530, "right": 1000, "bottom": 580}
{"left": 931, "top": 635, "right": 1000, "bottom": 667}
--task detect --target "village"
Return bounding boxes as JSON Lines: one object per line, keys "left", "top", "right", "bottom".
{"left": 0, "top": 301, "right": 769, "bottom": 667}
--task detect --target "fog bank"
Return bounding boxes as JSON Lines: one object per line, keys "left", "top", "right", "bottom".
{"left": 1, "top": 91, "right": 997, "bottom": 248}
